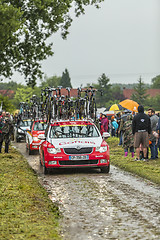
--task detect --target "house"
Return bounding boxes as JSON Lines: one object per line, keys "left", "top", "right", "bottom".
{"left": 123, "top": 88, "right": 160, "bottom": 99}
{"left": 0, "top": 90, "right": 15, "bottom": 98}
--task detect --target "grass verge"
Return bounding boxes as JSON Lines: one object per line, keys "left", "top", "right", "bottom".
{"left": 0, "top": 147, "right": 62, "bottom": 240}
{"left": 107, "top": 137, "right": 160, "bottom": 185}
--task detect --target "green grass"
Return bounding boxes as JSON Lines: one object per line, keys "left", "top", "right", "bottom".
{"left": 1, "top": 139, "right": 160, "bottom": 239}
{"left": 107, "top": 137, "right": 160, "bottom": 185}
{"left": 0, "top": 147, "right": 62, "bottom": 240}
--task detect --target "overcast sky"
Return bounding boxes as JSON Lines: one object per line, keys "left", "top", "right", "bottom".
{"left": 14, "top": 0, "right": 160, "bottom": 87}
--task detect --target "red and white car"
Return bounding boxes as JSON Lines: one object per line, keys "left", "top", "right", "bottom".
{"left": 26, "top": 120, "right": 47, "bottom": 155}
{"left": 39, "top": 119, "right": 110, "bottom": 174}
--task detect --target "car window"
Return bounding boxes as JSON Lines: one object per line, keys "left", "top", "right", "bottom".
{"left": 49, "top": 125, "right": 99, "bottom": 138}
{"left": 19, "top": 121, "right": 25, "bottom": 127}
{"left": 33, "top": 122, "right": 47, "bottom": 131}
{"left": 26, "top": 120, "right": 32, "bottom": 127}
{"left": 19, "top": 121, "right": 30, "bottom": 127}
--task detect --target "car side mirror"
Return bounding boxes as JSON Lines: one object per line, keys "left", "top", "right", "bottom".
{"left": 102, "top": 132, "right": 110, "bottom": 139}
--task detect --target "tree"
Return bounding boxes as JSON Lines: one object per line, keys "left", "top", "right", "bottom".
{"left": 14, "top": 87, "right": 34, "bottom": 105}
{"left": 111, "top": 85, "right": 125, "bottom": 101}
{"left": 13, "top": 86, "right": 41, "bottom": 109}
{"left": 40, "top": 75, "right": 61, "bottom": 89}
{"left": 145, "top": 95, "right": 160, "bottom": 111}
{"left": 131, "top": 76, "right": 149, "bottom": 105}
{"left": 0, "top": 0, "right": 104, "bottom": 87}
{"left": 0, "top": 81, "right": 24, "bottom": 92}
{"left": 60, "top": 69, "right": 72, "bottom": 88}
{"left": 151, "top": 75, "right": 160, "bottom": 89}
{"left": 95, "top": 73, "right": 112, "bottom": 107}
{"left": 0, "top": 95, "right": 16, "bottom": 113}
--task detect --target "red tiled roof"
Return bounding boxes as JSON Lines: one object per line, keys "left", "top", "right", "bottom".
{"left": 60, "top": 89, "right": 78, "bottom": 97}
{"left": 0, "top": 90, "right": 15, "bottom": 98}
{"left": 123, "top": 89, "right": 160, "bottom": 99}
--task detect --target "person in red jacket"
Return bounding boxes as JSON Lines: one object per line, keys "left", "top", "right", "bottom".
{"left": 100, "top": 114, "right": 109, "bottom": 135}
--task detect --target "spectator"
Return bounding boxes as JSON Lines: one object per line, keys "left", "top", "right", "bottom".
{"left": 111, "top": 116, "right": 118, "bottom": 137}
{"left": 116, "top": 112, "right": 121, "bottom": 138}
{"left": 2, "top": 111, "right": 6, "bottom": 119}
{"left": 118, "top": 110, "right": 129, "bottom": 146}
{"left": 132, "top": 105, "right": 151, "bottom": 161}
{"left": 13, "top": 112, "right": 19, "bottom": 125}
{"left": 0, "top": 117, "right": 5, "bottom": 153}
{"left": 0, "top": 112, "right": 14, "bottom": 153}
{"left": 157, "top": 116, "right": 160, "bottom": 152}
{"left": 100, "top": 114, "right": 109, "bottom": 135}
{"left": 148, "top": 108, "right": 159, "bottom": 159}
{"left": 121, "top": 114, "right": 134, "bottom": 158}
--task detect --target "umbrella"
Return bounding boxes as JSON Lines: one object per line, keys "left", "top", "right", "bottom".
{"left": 105, "top": 104, "right": 125, "bottom": 112}
{"left": 119, "top": 99, "right": 139, "bottom": 112}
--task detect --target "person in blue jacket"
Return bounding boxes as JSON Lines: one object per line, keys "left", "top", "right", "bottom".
{"left": 111, "top": 116, "right": 119, "bottom": 137}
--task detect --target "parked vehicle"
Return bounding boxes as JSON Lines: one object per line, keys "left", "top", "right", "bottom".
{"left": 26, "top": 120, "right": 47, "bottom": 155}
{"left": 14, "top": 119, "right": 32, "bottom": 142}
{"left": 39, "top": 119, "right": 110, "bottom": 174}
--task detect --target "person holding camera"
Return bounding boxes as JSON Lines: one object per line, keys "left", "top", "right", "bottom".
{"left": 0, "top": 112, "right": 14, "bottom": 153}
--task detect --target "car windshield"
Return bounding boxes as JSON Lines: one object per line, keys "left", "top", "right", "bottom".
{"left": 49, "top": 125, "right": 100, "bottom": 138}
{"left": 33, "top": 122, "right": 47, "bottom": 131}
{"left": 19, "top": 120, "right": 32, "bottom": 127}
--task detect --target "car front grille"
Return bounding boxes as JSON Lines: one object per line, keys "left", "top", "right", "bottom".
{"left": 59, "top": 160, "right": 98, "bottom": 166}
{"left": 64, "top": 147, "right": 93, "bottom": 154}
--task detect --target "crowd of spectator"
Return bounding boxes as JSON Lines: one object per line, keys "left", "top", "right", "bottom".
{"left": 99, "top": 106, "right": 160, "bottom": 161}
{"left": 1, "top": 107, "right": 160, "bottom": 161}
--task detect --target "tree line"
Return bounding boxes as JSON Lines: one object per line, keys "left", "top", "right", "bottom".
{"left": 0, "top": 70, "right": 160, "bottom": 112}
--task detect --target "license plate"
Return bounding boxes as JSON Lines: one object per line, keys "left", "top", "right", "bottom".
{"left": 69, "top": 155, "right": 89, "bottom": 160}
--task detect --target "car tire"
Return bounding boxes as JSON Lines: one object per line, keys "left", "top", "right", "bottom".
{"left": 29, "top": 147, "right": 32, "bottom": 155}
{"left": 43, "top": 154, "right": 48, "bottom": 175}
{"left": 39, "top": 155, "right": 42, "bottom": 166}
{"left": 100, "top": 164, "right": 110, "bottom": 173}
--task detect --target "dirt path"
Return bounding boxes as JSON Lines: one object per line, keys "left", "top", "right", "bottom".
{"left": 13, "top": 142, "right": 160, "bottom": 240}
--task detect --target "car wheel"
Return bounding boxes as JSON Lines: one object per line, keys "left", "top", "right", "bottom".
{"left": 39, "top": 155, "right": 42, "bottom": 166}
{"left": 43, "top": 154, "right": 48, "bottom": 175}
{"left": 29, "top": 146, "right": 32, "bottom": 155}
{"left": 100, "top": 164, "right": 110, "bottom": 173}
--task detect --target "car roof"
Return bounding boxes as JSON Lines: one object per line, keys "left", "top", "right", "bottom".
{"left": 50, "top": 119, "right": 94, "bottom": 127}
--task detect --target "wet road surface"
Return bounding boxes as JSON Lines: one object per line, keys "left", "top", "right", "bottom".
{"left": 13, "top": 142, "right": 160, "bottom": 240}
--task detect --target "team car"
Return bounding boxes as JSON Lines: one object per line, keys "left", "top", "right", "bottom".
{"left": 26, "top": 120, "right": 47, "bottom": 155}
{"left": 39, "top": 119, "right": 110, "bottom": 174}
{"left": 14, "top": 119, "right": 32, "bottom": 142}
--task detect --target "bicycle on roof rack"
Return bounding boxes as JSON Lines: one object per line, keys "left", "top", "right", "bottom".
{"left": 22, "top": 86, "right": 102, "bottom": 124}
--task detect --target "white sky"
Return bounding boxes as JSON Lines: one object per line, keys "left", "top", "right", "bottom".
{"left": 12, "top": 0, "right": 160, "bottom": 87}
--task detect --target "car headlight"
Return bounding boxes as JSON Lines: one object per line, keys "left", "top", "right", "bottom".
{"left": 47, "top": 148, "right": 61, "bottom": 154}
{"left": 33, "top": 137, "right": 39, "bottom": 141}
{"left": 95, "top": 146, "right": 107, "bottom": 153}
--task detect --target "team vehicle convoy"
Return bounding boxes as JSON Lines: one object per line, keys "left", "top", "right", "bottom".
{"left": 18, "top": 86, "right": 110, "bottom": 173}
{"left": 26, "top": 120, "right": 47, "bottom": 155}
{"left": 39, "top": 119, "right": 110, "bottom": 174}
{"left": 14, "top": 119, "right": 32, "bottom": 142}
